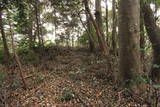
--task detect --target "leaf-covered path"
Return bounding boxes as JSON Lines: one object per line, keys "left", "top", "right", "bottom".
{"left": 0, "top": 47, "right": 153, "bottom": 106}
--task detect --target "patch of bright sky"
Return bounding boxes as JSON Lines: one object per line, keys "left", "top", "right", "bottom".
{"left": 150, "top": 4, "right": 160, "bottom": 16}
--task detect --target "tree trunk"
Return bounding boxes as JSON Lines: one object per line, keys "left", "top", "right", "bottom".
{"left": 83, "top": 0, "right": 109, "bottom": 55}
{"left": 78, "top": 11, "right": 96, "bottom": 52}
{"left": 84, "top": 10, "right": 96, "bottom": 52}
{"left": 105, "top": 0, "right": 109, "bottom": 44}
{"left": 140, "top": 8, "right": 145, "bottom": 72}
{"left": 7, "top": 12, "right": 27, "bottom": 89}
{"left": 118, "top": 0, "right": 141, "bottom": 90}
{"left": 39, "top": 14, "right": 44, "bottom": 47}
{"left": 34, "top": 0, "right": 41, "bottom": 47}
{"left": 112, "top": 0, "right": 117, "bottom": 55}
{"left": 95, "top": 0, "right": 104, "bottom": 40}
{"left": 28, "top": 12, "right": 34, "bottom": 49}
{"left": 142, "top": 3, "right": 160, "bottom": 83}
{"left": 0, "top": 10, "right": 10, "bottom": 59}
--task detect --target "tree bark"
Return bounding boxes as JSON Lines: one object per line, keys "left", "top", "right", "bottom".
{"left": 95, "top": 0, "right": 104, "bottom": 40}
{"left": 142, "top": 2, "right": 160, "bottom": 83}
{"left": 83, "top": 0, "right": 109, "bottom": 55}
{"left": 34, "top": 0, "right": 42, "bottom": 47}
{"left": 0, "top": 10, "right": 10, "bottom": 59}
{"left": 140, "top": 8, "right": 145, "bottom": 72}
{"left": 84, "top": 11, "right": 96, "bottom": 52}
{"left": 112, "top": 0, "right": 117, "bottom": 54}
{"left": 118, "top": 0, "right": 141, "bottom": 90}
{"left": 28, "top": 11, "right": 34, "bottom": 49}
{"left": 105, "top": 0, "right": 109, "bottom": 43}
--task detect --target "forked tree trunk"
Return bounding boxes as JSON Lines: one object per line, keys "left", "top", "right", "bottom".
{"left": 142, "top": 3, "right": 160, "bottom": 83}
{"left": 84, "top": 11, "right": 96, "bottom": 52}
{"left": 83, "top": 0, "right": 109, "bottom": 55}
{"left": 118, "top": 0, "right": 141, "bottom": 91}
{"left": 0, "top": 10, "right": 10, "bottom": 59}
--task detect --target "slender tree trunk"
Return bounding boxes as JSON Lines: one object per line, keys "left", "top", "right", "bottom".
{"left": 77, "top": 30, "right": 80, "bottom": 46}
{"left": 7, "top": 12, "right": 27, "bottom": 89}
{"left": 0, "top": 10, "right": 10, "bottom": 59}
{"left": 53, "top": 9, "right": 57, "bottom": 42}
{"left": 28, "top": 12, "right": 34, "bottom": 49}
{"left": 72, "top": 35, "right": 74, "bottom": 47}
{"left": 83, "top": 0, "right": 109, "bottom": 55}
{"left": 39, "top": 14, "right": 44, "bottom": 47}
{"left": 118, "top": 0, "right": 142, "bottom": 91}
{"left": 142, "top": 2, "right": 160, "bottom": 83}
{"left": 105, "top": 0, "right": 109, "bottom": 44}
{"left": 84, "top": 11, "right": 96, "bottom": 52}
{"left": 140, "top": 8, "right": 145, "bottom": 72}
{"left": 87, "top": 18, "right": 96, "bottom": 52}
{"left": 112, "top": 0, "right": 117, "bottom": 54}
{"left": 34, "top": 1, "right": 41, "bottom": 47}
{"left": 95, "top": 0, "right": 104, "bottom": 40}
{"left": 78, "top": 11, "right": 96, "bottom": 52}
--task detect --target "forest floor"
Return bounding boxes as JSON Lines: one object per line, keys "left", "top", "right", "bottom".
{"left": 0, "top": 46, "right": 159, "bottom": 107}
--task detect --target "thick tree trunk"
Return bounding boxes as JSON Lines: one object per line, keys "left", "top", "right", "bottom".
{"left": 142, "top": 3, "right": 160, "bottom": 83}
{"left": 0, "top": 10, "right": 10, "bottom": 59}
{"left": 112, "top": 0, "right": 117, "bottom": 54}
{"left": 118, "top": 0, "right": 141, "bottom": 90}
{"left": 83, "top": 0, "right": 109, "bottom": 55}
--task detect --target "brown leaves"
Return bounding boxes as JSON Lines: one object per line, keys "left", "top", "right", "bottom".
{"left": 0, "top": 47, "right": 151, "bottom": 106}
